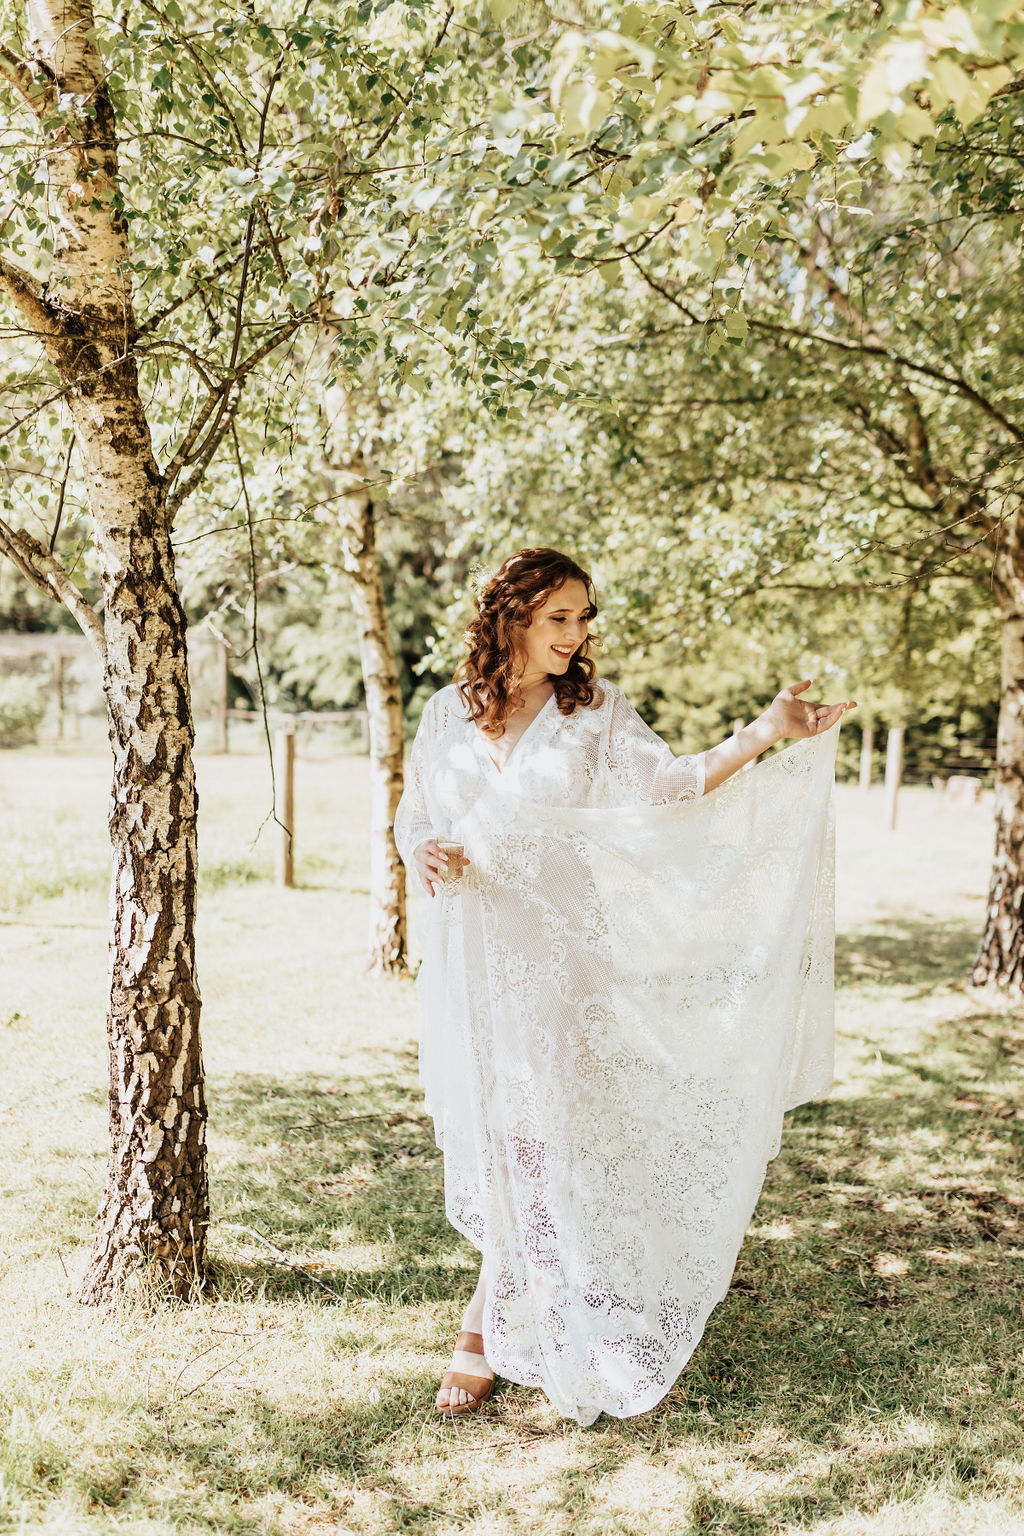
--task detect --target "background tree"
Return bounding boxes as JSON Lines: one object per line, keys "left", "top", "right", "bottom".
{"left": 419, "top": 0, "right": 1024, "bottom": 987}
{"left": 0, "top": 0, "right": 470, "bottom": 1295}
{"left": 0, "top": 0, "right": 601, "bottom": 1299}
{"left": 2, "top": 0, "right": 1019, "bottom": 1327}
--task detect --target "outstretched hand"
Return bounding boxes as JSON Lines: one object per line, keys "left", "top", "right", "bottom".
{"left": 765, "top": 680, "right": 857, "bottom": 741}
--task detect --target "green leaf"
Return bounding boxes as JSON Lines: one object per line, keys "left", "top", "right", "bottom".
{"left": 560, "top": 80, "right": 612, "bottom": 137}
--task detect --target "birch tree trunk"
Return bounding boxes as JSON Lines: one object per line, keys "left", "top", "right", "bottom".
{"left": 15, "top": 0, "right": 208, "bottom": 1300}
{"left": 321, "top": 367, "right": 407, "bottom": 974}
{"left": 973, "top": 513, "right": 1024, "bottom": 991}
{"left": 337, "top": 460, "right": 409, "bottom": 975}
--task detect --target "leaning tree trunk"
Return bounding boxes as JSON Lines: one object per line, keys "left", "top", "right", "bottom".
{"left": 336, "top": 457, "right": 409, "bottom": 975}
{"left": 973, "top": 525, "right": 1024, "bottom": 991}
{"left": 22, "top": 0, "right": 208, "bottom": 1300}
{"left": 322, "top": 365, "right": 408, "bottom": 974}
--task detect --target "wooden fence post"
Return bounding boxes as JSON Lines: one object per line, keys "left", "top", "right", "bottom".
{"left": 54, "top": 652, "right": 65, "bottom": 743}
{"left": 215, "top": 638, "right": 229, "bottom": 754}
{"left": 884, "top": 726, "right": 904, "bottom": 831}
{"left": 275, "top": 721, "right": 295, "bottom": 887}
{"left": 859, "top": 725, "right": 874, "bottom": 791}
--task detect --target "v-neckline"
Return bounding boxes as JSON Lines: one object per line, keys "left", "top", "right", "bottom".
{"left": 473, "top": 690, "right": 556, "bottom": 777}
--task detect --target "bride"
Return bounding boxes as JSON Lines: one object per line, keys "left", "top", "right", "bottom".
{"left": 394, "top": 547, "right": 855, "bottom": 1424}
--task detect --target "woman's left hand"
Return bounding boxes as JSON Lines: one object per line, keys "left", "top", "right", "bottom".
{"left": 764, "top": 680, "right": 857, "bottom": 741}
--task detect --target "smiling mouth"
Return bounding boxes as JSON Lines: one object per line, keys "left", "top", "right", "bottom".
{"left": 551, "top": 646, "right": 574, "bottom": 658}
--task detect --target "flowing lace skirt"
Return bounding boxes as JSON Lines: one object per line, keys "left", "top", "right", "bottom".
{"left": 414, "top": 730, "right": 837, "bottom": 1425}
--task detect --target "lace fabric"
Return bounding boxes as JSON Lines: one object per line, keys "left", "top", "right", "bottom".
{"left": 394, "top": 680, "right": 837, "bottom": 1425}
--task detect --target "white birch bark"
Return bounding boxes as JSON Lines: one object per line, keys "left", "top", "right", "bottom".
{"left": 1, "top": 0, "right": 209, "bottom": 1300}
{"left": 338, "top": 463, "right": 409, "bottom": 974}
{"left": 322, "top": 378, "right": 408, "bottom": 973}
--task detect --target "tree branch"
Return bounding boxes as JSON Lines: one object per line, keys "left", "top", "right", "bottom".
{"left": 899, "top": 385, "right": 933, "bottom": 487}
{"left": 844, "top": 395, "right": 911, "bottom": 465}
{"left": 363, "top": 6, "right": 454, "bottom": 161}
{"left": 136, "top": 242, "right": 256, "bottom": 339}
{"left": 162, "top": 380, "right": 231, "bottom": 493}
{"left": 0, "top": 519, "right": 53, "bottom": 601}
{"left": 0, "top": 516, "right": 105, "bottom": 658}
{"left": 0, "top": 252, "right": 55, "bottom": 335}
{"left": 0, "top": 44, "right": 50, "bottom": 111}
{"left": 626, "top": 255, "right": 703, "bottom": 322}
{"left": 162, "top": 313, "right": 309, "bottom": 518}
{"left": 49, "top": 432, "right": 76, "bottom": 552}
{"left": 756, "top": 319, "right": 1023, "bottom": 444}
{"left": 162, "top": 395, "right": 235, "bottom": 520}
{"left": 167, "top": 4, "right": 315, "bottom": 475}
{"left": 732, "top": 578, "right": 891, "bottom": 599}
{"left": 137, "top": 0, "right": 249, "bottom": 156}
{"left": 841, "top": 394, "right": 999, "bottom": 538}
{"left": 630, "top": 262, "right": 1024, "bottom": 445}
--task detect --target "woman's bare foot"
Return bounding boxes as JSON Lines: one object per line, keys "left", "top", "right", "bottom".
{"left": 436, "top": 1265, "right": 494, "bottom": 1412}
{"left": 435, "top": 1331, "right": 494, "bottom": 1413}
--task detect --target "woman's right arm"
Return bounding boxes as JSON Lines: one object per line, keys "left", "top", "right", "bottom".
{"left": 703, "top": 681, "right": 854, "bottom": 792}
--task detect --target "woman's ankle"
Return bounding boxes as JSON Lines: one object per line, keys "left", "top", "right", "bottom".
{"left": 459, "top": 1266, "right": 487, "bottom": 1337}
{"left": 459, "top": 1303, "right": 485, "bottom": 1336}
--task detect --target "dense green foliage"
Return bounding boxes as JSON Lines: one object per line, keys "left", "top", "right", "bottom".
{"left": 2, "top": 1, "right": 1021, "bottom": 768}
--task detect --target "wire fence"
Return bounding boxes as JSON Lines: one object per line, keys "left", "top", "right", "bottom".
{"left": 0, "top": 631, "right": 371, "bottom": 757}
{"left": 0, "top": 631, "right": 1002, "bottom": 790}
{"left": 209, "top": 708, "right": 369, "bottom": 758}
{"left": 894, "top": 739, "right": 996, "bottom": 788}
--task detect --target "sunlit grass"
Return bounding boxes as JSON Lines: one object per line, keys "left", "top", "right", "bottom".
{"left": 0, "top": 748, "right": 1021, "bottom": 1534}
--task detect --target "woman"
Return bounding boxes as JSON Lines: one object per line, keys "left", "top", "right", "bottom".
{"left": 394, "top": 548, "right": 855, "bottom": 1425}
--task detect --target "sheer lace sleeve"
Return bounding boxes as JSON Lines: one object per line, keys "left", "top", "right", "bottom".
{"left": 602, "top": 682, "right": 706, "bottom": 805}
{"left": 394, "top": 694, "right": 437, "bottom": 872}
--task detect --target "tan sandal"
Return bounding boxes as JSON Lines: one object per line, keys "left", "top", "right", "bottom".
{"left": 435, "top": 1330, "right": 495, "bottom": 1417}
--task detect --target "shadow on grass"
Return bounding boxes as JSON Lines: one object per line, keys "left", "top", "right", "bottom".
{"left": 194, "top": 919, "right": 1024, "bottom": 1534}
{"left": 835, "top": 916, "right": 980, "bottom": 992}
{"left": 208, "top": 1058, "right": 461, "bottom": 1309}
{"left": 52, "top": 1386, "right": 476, "bottom": 1534}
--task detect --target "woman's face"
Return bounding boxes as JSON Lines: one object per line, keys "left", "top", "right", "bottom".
{"left": 515, "top": 578, "right": 592, "bottom": 682}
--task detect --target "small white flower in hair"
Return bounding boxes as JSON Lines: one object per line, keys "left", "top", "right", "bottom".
{"left": 468, "top": 562, "right": 495, "bottom": 598}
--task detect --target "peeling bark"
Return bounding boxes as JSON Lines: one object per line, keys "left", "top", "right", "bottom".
{"left": 973, "top": 511, "right": 1024, "bottom": 992}
{"left": 14, "top": 0, "right": 208, "bottom": 1300}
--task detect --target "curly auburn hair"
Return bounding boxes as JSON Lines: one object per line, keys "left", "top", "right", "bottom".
{"left": 453, "top": 547, "right": 600, "bottom": 737}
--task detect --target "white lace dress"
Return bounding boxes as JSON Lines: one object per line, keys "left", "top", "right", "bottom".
{"left": 394, "top": 680, "right": 837, "bottom": 1425}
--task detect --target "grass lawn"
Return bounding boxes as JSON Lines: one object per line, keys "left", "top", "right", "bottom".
{"left": 0, "top": 743, "right": 1021, "bottom": 1536}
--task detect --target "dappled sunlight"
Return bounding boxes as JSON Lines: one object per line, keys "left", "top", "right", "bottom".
{"left": 873, "top": 1254, "right": 909, "bottom": 1278}
{"left": 195, "top": 1029, "right": 1024, "bottom": 1528}
{"left": 207, "top": 1067, "right": 464, "bottom": 1310}
{"left": 835, "top": 918, "right": 980, "bottom": 994}
{"left": 2, "top": 754, "right": 1022, "bottom": 1532}
{"left": 747, "top": 1218, "right": 799, "bottom": 1241}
